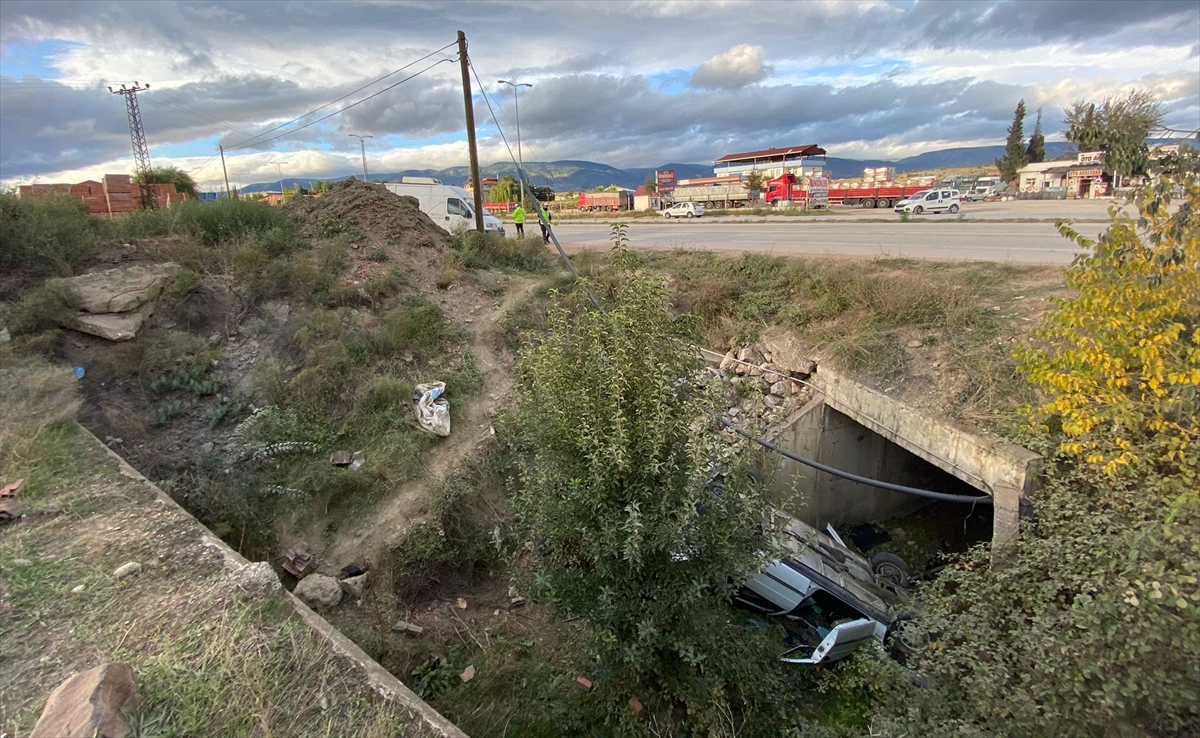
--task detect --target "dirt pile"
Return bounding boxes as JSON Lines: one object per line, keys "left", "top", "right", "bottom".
{"left": 284, "top": 179, "right": 449, "bottom": 251}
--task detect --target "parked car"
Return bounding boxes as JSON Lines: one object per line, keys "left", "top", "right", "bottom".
{"left": 736, "top": 510, "right": 916, "bottom": 664}
{"left": 894, "top": 189, "right": 961, "bottom": 215}
{"left": 663, "top": 201, "right": 704, "bottom": 218}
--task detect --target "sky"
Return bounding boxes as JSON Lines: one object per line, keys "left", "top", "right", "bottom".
{"left": 1, "top": 0, "right": 1197, "bottom": 190}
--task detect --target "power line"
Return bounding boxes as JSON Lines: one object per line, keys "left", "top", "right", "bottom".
{"left": 149, "top": 88, "right": 253, "bottom": 137}
{"left": 224, "top": 40, "right": 458, "bottom": 151}
{"left": 468, "top": 60, "right": 562, "bottom": 191}
{"left": 223, "top": 55, "right": 456, "bottom": 152}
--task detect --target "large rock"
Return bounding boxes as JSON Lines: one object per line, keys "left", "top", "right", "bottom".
{"left": 761, "top": 333, "right": 817, "bottom": 376}
{"left": 55, "top": 262, "right": 180, "bottom": 314}
{"left": 70, "top": 307, "right": 153, "bottom": 341}
{"left": 339, "top": 572, "right": 370, "bottom": 600}
{"left": 30, "top": 662, "right": 138, "bottom": 738}
{"left": 293, "top": 573, "right": 343, "bottom": 610}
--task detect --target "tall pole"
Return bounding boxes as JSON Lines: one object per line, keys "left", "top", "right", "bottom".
{"left": 269, "top": 160, "right": 285, "bottom": 200}
{"left": 349, "top": 134, "right": 373, "bottom": 180}
{"left": 498, "top": 79, "right": 532, "bottom": 205}
{"left": 457, "top": 30, "right": 485, "bottom": 233}
{"left": 108, "top": 81, "right": 157, "bottom": 209}
{"left": 219, "top": 144, "right": 233, "bottom": 199}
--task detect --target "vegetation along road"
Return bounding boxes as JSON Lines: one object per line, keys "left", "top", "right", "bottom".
{"left": 553, "top": 220, "right": 1093, "bottom": 263}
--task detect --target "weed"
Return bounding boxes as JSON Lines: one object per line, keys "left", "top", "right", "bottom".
{"left": 0, "top": 193, "right": 100, "bottom": 276}
{"left": 151, "top": 397, "right": 190, "bottom": 426}
{"left": 7, "top": 280, "right": 80, "bottom": 336}
{"left": 449, "top": 230, "right": 553, "bottom": 273}
{"left": 436, "top": 250, "right": 463, "bottom": 289}
{"left": 205, "top": 396, "right": 249, "bottom": 429}
{"left": 609, "top": 221, "right": 630, "bottom": 249}
{"left": 367, "top": 247, "right": 388, "bottom": 262}
{"left": 120, "top": 198, "right": 293, "bottom": 246}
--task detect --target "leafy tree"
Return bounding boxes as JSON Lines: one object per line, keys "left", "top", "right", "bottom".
{"left": 312, "top": 180, "right": 332, "bottom": 194}
{"left": 995, "top": 99, "right": 1029, "bottom": 182}
{"left": 133, "top": 166, "right": 199, "bottom": 199}
{"left": 1026, "top": 108, "right": 1046, "bottom": 163}
{"left": 643, "top": 172, "right": 658, "bottom": 194}
{"left": 743, "top": 168, "right": 765, "bottom": 202}
{"left": 488, "top": 175, "right": 519, "bottom": 203}
{"left": 511, "top": 253, "right": 772, "bottom": 695}
{"left": 1064, "top": 90, "right": 1167, "bottom": 184}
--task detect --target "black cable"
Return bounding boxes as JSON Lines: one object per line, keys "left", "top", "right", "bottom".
{"left": 719, "top": 418, "right": 993, "bottom": 505}
{"left": 225, "top": 43, "right": 458, "bottom": 151}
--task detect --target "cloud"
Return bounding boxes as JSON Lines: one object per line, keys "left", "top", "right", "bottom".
{"left": 689, "top": 45, "right": 769, "bottom": 89}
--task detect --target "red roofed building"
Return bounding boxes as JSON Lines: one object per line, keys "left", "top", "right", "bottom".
{"left": 713, "top": 144, "right": 827, "bottom": 179}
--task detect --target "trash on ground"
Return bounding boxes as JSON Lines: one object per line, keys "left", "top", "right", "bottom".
{"left": 281, "top": 541, "right": 317, "bottom": 579}
{"left": 413, "top": 381, "right": 451, "bottom": 437}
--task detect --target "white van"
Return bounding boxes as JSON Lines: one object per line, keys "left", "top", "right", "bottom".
{"left": 893, "top": 188, "right": 961, "bottom": 215}
{"left": 383, "top": 177, "right": 506, "bottom": 236}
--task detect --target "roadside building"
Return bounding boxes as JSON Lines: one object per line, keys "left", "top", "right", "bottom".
{"left": 17, "top": 174, "right": 186, "bottom": 217}
{"left": 464, "top": 176, "right": 498, "bottom": 201}
{"left": 713, "top": 144, "right": 827, "bottom": 179}
{"left": 633, "top": 185, "right": 662, "bottom": 211}
{"left": 1018, "top": 151, "right": 1110, "bottom": 198}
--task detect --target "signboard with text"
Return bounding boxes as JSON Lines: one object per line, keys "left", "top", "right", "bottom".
{"left": 806, "top": 176, "right": 830, "bottom": 208}
{"left": 655, "top": 169, "right": 676, "bottom": 192}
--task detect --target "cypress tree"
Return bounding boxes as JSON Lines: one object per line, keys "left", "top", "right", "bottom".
{"left": 996, "top": 99, "right": 1030, "bottom": 182}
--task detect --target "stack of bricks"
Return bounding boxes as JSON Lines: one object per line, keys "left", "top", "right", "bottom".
{"left": 17, "top": 174, "right": 187, "bottom": 218}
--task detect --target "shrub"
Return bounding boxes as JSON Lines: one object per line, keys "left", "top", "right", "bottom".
{"left": 8, "top": 280, "right": 80, "bottom": 335}
{"left": 0, "top": 193, "right": 99, "bottom": 276}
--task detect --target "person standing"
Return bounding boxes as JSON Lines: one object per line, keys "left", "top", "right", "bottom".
{"left": 512, "top": 202, "right": 526, "bottom": 239}
{"left": 540, "top": 205, "right": 552, "bottom": 245}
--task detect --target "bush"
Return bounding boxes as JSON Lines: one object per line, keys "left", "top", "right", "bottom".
{"left": 120, "top": 198, "right": 293, "bottom": 246}
{"left": 450, "top": 230, "right": 553, "bottom": 272}
{"left": 0, "top": 193, "right": 99, "bottom": 276}
{"left": 8, "top": 280, "right": 80, "bottom": 336}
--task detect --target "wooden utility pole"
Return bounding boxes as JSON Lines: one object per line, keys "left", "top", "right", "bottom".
{"left": 219, "top": 144, "right": 233, "bottom": 199}
{"left": 457, "top": 30, "right": 485, "bottom": 233}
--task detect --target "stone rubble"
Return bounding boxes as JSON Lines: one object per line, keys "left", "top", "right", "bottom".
{"left": 715, "top": 341, "right": 817, "bottom": 441}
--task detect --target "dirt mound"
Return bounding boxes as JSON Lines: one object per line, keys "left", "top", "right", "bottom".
{"left": 284, "top": 179, "right": 449, "bottom": 251}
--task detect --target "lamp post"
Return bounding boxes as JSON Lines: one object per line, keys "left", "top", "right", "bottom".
{"left": 497, "top": 79, "right": 532, "bottom": 204}
{"left": 348, "top": 134, "right": 373, "bottom": 180}
{"left": 268, "top": 160, "right": 285, "bottom": 201}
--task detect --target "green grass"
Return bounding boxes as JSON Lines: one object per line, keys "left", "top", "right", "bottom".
{"left": 0, "top": 193, "right": 101, "bottom": 280}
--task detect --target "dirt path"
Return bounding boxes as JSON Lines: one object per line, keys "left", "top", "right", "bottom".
{"left": 312, "top": 275, "right": 540, "bottom": 566}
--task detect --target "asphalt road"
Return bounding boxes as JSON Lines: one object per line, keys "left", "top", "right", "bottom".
{"left": 550, "top": 220, "right": 1099, "bottom": 263}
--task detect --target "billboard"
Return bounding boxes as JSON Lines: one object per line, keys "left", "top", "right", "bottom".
{"left": 200, "top": 192, "right": 218, "bottom": 200}
{"left": 806, "top": 176, "right": 830, "bottom": 209}
{"left": 655, "top": 169, "right": 676, "bottom": 192}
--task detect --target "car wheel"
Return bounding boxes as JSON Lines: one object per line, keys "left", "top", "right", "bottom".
{"left": 949, "top": 204, "right": 960, "bottom": 214}
{"left": 913, "top": 205, "right": 923, "bottom": 215}
{"left": 665, "top": 213, "right": 672, "bottom": 219}
{"left": 686, "top": 211, "right": 694, "bottom": 218}
{"left": 876, "top": 199, "right": 890, "bottom": 209}
{"left": 871, "top": 552, "right": 913, "bottom": 590}
{"left": 885, "top": 616, "right": 929, "bottom": 664}
{"left": 864, "top": 199, "right": 876, "bottom": 209}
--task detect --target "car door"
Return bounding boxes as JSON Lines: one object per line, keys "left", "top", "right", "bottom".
{"left": 446, "top": 197, "right": 470, "bottom": 228}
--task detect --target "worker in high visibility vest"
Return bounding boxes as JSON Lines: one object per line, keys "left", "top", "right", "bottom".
{"left": 512, "top": 203, "right": 526, "bottom": 239}
{"left": 540, "top": 205, "right": 552, "bottom": 245}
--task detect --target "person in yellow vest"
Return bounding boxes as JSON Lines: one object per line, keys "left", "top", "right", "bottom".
{"left": 539, "top": 204, "right": 552, "bottom": 245}
{"left": 512, "top": 203, "right": 526, "bottom": 239}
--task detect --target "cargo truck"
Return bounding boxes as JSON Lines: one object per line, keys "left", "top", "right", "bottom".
{"left": 577, "top": 190, "right": 632, "bottom": 212}
{"left": 827, "top": 182, "right": 929, "bottom": 209}
{"left": 672, "top": 175, "right": 751, "bottom": 208}
{"left": 763, "top": 174, "right": 831, "bottom": 208}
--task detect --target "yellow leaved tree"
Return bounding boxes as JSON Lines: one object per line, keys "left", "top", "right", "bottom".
{"left": 1019, "top": 160, "right": 1199, "bottom": 501}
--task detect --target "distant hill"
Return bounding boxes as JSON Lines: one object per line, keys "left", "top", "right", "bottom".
{"left": 232, "top": 140, "right": 1192, "bottom": 195}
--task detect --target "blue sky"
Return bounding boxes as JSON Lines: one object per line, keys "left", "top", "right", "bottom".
{"left": 1, "top": 0, "right": 1196, "bottom": 188}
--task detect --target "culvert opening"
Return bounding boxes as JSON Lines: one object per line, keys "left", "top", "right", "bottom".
{"left": 749, "top": 369, "right": 1039, "bottom": 567}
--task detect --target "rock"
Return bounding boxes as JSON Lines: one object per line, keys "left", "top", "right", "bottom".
{"left": 201, "top": 442, "right": 214, "bottom": 454}
{"left": 628, "top": 696, "right": 644, "bottom": 717}
{"left": 391, "top": 620, "right": 424, "bottom": 636}
{"left": 456, "top": 597, "right": 468, "bottom": 610}
{"left": 339, "top": 572, "right": 370, "bottom": 600}
{"left": 907, "top": 339, "right": 924, "bottom": 349}
{"left": 576, "top": 677, "right": 593, "bottom": 691}
{"left": 294, "top": 574, "right": 342, "bottom": 610}
{"left": 55, "top": 262, "right": 179, "bottom": 314}
{"left": 748, "top": 365, "right": 763, "bottom": 377}
{"left": 741, "top": 398, "right": 756, "bottom": 412}
{"left": 71, "top": 584, "right": 86, "bottom": 594}
{"left": 70, "top": 308, "right": 153, "bottom": 342}
{"left": 509, "top": 596, "right": 527, "bottom": 608}
{"left": 508, "top": 585, "right": 520, "bottom": 599}
{"left": 770, "top": 381, "right": 789, "bottom": 396}
{"left": 764, "top": 394, "right": 783, "bottom": 408}
{"left": 226, "top": 561, "right": 280, "bottom": 599}
{"left": 112, "top": 562, "right": 141, "bottom": 579}
{"left": 729, "top": 376, "right": 742, "bottom": 386}
{"left": 329, "top": 451, "right": 352, "bottom": 466}
{"left": 30, "top": 662, "right": 137, "bottom": 738}
{"left": 718, "top": 352, "right": 735, "bottom": 372}
{"left": 728, "top": 407, "right": 741, "bottom": 418}
{"left": 737, "top": 347, "right": 763, "bottom": 365}
{"left": 459, "top": 665, "right": 476, "bottom": 683}
{"left": 12, "top": 558, "right": 33, "bottom": 568}
{"left": 348, "top": 451, "right": 366, "bottom": 471}
{"left": 0, "top": 327, "right": 9, "bottom": 343}
{"left": 264, "top": 300, "right": 290, "bottom": 323}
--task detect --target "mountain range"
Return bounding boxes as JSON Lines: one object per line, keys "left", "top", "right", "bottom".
{"left": 235, "top": 142, "right": 1083, "bottom": 194}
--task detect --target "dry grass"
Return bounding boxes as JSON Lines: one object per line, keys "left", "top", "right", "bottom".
{"left": 0, "top": 352, "right": 80, "bottom": 469}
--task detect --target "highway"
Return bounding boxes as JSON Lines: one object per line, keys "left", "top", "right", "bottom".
{"left": 550, "top": 220, "right": 1100, "bottom": 264}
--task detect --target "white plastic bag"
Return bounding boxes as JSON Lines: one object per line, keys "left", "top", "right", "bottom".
{"left": 413, "top": 381, "right": 450, "bottom": 437}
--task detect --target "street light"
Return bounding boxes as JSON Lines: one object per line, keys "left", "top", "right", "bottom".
{"left": 348, "top": 134, "right": 373, "bottom": 180}
{"left": 268, "top": 160, "right": 285, "bottom": 200}
{"left": 497, "top": 79, "right": 532, "bottom": 204}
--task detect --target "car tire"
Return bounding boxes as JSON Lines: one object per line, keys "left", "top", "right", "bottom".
{"left": 876, "top": 199, "right": 890, "bottom": 209}
{"left": 686, "top": 212, "right": 694, "bottom": 218}
{"left": 871, "top": 552, "right": 913, "bottom": 590}
{"left": 665, "top": 213, "right": 672, "bottom": 219}
{"left": 885, "top": 615, "right": 928, "bottom": 664}
{"left": 949, "top": 204, "right": 960, "bottom": 214}
{"left": 913, "top": 205, "right": 923, "bottom": 215}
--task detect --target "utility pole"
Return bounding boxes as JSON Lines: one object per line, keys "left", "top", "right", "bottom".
{"left": 269, "top": 160, "right": 285, "bottom": 201}
{"left": 457, "top": 30, "right": 485, "bottom": 233}
{"left": 108, "top": 82, "right": 157, "bottom": 209}
{"left": 348, "top": 134, "right": 373, "bottom": 180}
{"left": 497, "top": 79, "right": 532, "bottom": 205}
{"left": 219, "top": 144, "right": 233, "bottom": 199}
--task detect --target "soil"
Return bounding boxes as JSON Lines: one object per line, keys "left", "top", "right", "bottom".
{"left": 285, "top": 179, "right": 448, "bottom": 253}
